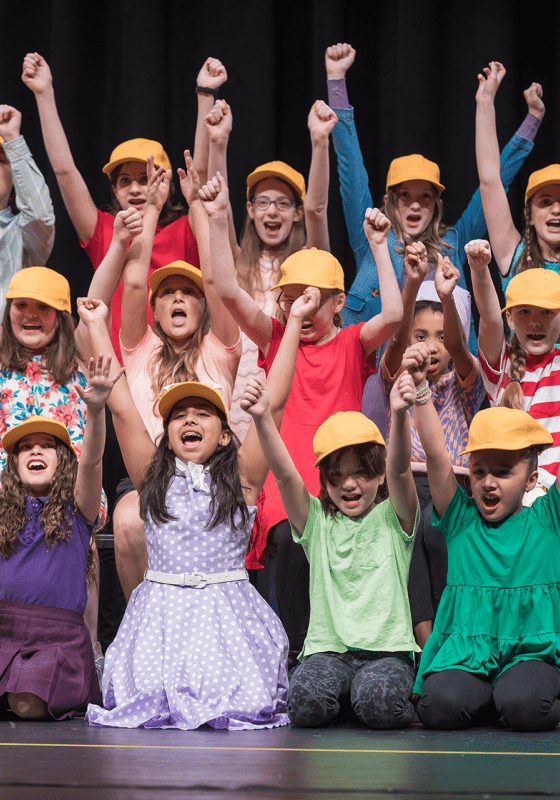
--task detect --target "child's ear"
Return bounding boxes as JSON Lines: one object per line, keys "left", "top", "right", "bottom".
{"left": 378, "top": 472, "right": 386, "bottom": 486}
{"left": 525, "top": 469, "right": 539, "bottom": 494}
{"left": 333, "top": 292, "right": 346, "bottom": 314}
{"left": 293, "top": 204, "right": 304, "bottom": 222}
{"left": 219, "top": 429, "right": 231, "bottom": 448}
{"left": 247, "top": 199, "right": 255, "bottom": 219}
{"left": 505, "top": 310, "right": 515, "bottom": 332}
{"left": 383, "top": 193, "right": 388, "bottom": 205}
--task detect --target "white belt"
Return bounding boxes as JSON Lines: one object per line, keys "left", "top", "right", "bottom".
{"left": 144, "top": 568, "right": 248, "bottom": 588}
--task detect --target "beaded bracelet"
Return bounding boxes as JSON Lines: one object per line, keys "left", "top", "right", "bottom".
{"left": 415, "top": 383, "right": 432, "bottom": 405}
{"left": 196, "top": 85, "right": 219, "bottom": 97}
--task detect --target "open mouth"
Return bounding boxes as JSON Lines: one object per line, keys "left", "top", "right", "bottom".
{"left": 27, "top": 460, "right": 46, "bottom": 471}
{"left": 264, "top": 222, "right": 281, "bottom": 233}
{"left": 172, "top": 310, "right": 187, "bottom": 322}
{"left": 341, "top": 493, "right": 361, "bottom": 506}
{"left": 482, "top": 494, "right": 499, "bottom": 510}
{"left": 23, "top": 323, "right": 41, "bottom": 330}
{"left": 527, "top": 333, "right": 545, "bottom": 342}
{"left": 407, "top": 214, "right": 421, "bottom": 226}
{"left": 547, "top": 220, "right": 560, "bottom": 229}
{"left": 181, "top": 431, "right": 202, "bottom": 444}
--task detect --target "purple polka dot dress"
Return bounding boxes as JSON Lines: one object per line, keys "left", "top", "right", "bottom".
{"left": 86, "top": 469, "right": 289, "bottom": 730}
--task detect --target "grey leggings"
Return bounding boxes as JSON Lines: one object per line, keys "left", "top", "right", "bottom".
{"left": 288, "top": 651, "right": 415, "bottom": 729}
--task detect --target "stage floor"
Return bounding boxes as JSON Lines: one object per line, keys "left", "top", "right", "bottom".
{"left": 1, "top": 718, "right": 559, "bottom": 799}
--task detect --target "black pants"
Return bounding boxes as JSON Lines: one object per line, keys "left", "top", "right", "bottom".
{"left": 418, "top": 661, "right": 560, "bottom": 731}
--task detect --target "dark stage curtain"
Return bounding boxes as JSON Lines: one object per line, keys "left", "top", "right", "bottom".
{"left": 2, "top": 0, "right": 559, "bottom": 304}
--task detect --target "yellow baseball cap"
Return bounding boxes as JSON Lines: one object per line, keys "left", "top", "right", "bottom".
{"left": 158, "top": 381, "right": 228, "bottom": 424}
{"left": 386, "top": 154, "right": 444, "bottom": 193}
{"left": 313, "top": 411, "right": 385, "bottom": 467}
{"left": 5, "top": 267, "right": 71, "bottom": 313}
{"left": 525, "top": 164, "right": 560, "bottom": 204}
{"left": 102, "top": 138, "right": 172, "bottom": 176}
{"left": 459, "top": 407, "right": 552, "bottom": 456}
{"left": 501, "top": 268, "right": 560, "bottom": 313}
{"left": 270, "top": 248, "right": 345, "bottom": 292}
{"left": 2, "top": 416, "right": 74, "bottom": 456}
{"left": 148, "top": 262, "right": 205, "bottom": 304}
{"left": 246, "top": 161, "right": 306, "bottom": 202}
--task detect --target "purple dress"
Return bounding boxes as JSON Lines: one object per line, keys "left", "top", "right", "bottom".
{"left": 86, "top": 466, "right": 289, "bottom": 730}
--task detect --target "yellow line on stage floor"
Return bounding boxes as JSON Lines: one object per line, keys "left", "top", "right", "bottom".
{"left": 0, "top": 743, "right": 559, "bottom": 755}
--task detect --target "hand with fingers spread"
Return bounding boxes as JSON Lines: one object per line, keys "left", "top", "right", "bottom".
{"left": 476, "top": 60, "right": 506, "bottom": 105}
{"left": 240, "top": 376, "right": 269, "bottom": 419}
{"left": 21, "top": 52, "right": 52, "bottom": 95}
{"left": 203, "top": 99, "right": 232, "bottom": 144}
{"left": 391, "top": 370, "right": 417, "bottom": 413}
{"left": 465, "top": 238, "right": 492, "bottom": 274}
{"left": 524, "top": 81, "right": 545, "bottom": 121}
{"left": 325, "top": 43, "right": 356, "bottom": 80}
{"left": 198, "top": 172, "right": 228, "bottom": 217}
{"left": 404, "top": 241, "right": 429, "bottom": 285}
{"left": 402, "top": 343, "right": 431, "bottom": 387}
{"left": 178, "top": 149, "right": 201, "bottom": 206}
{"left": 146, "top": 155, "right": 171, "bottom": 213}
{"left": 0, "top": 106, "right": 22, "bottom": 142}
{"left": 434, "top": 254, "right": 460, "bottom": 298}
{"left": 196, "top": 57, "right": 228, "bottom": 91}
{"left": 114, "top": 208, "right": 143, "bottom": 245}
{"left": 363, "top": 207, "right": 391, "bottom": 246}
{"left": 308, "top": 100, "right": 338, "bottom": 143}
{"left": 75, "top": 353, "right": 125, "bottom": 411}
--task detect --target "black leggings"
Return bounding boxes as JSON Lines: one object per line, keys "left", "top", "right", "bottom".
{"left": 418, "top": 661, "right": 560, "bottom": 731}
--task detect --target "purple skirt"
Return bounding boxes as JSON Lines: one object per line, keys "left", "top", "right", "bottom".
{"left": 0, "top": 600, "right": 101, "bottom": 719}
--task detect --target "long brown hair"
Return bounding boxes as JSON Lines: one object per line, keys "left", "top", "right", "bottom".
{"left": 318, "top": 443, "right": 387, "bottom": 520}
{"left": 512, "top": 200, "right": 560, "bottom": 275}
{"left": 108, "top": 164, "right": 186, "bottom": 229}
{"left": 383, "top": 185, "right": 452, "bottom": 263}
{"left": 236, "top": 180, "right": 306, "bottom": 297}
{"left": 0, "top": 301, "right": 81, "bottom": 386}
{"left": 500, "top": 332, "right": 527, "bottom": 411}
{"left": 0, "top": 438, "right": 96, "bottom": 585}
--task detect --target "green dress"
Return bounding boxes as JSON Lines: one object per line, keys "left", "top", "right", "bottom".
{"left": 414, "top": 484, "right": 560, "bottom": 694}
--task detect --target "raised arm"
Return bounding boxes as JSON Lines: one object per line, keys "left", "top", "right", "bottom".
{"left": 382, "top": 242, "right": 429, "bottom": 379}
{"left": 387, "top": 372, "right": 419, "bottom": 535}
{"left": 304, "top": 100, "right": 338, "bottom": 252}
{"left": 0, "top": 105, "right": 55, "bottom": 263}
{"left": 475, "top": 61, "right": 522, "bottom": 274}
{"left": 77, "top": 299, "right": 155, "bottom": 490}
{"left": 120, "top": 159, "right": 170, "bottom": 350}
{"left": 434, "top": 255, "right": 475, "bottom": 381}
{"left": 178, "top": 151, "right": 238, "bottom": 347}
{"left": 199, "top": 173, "right": 273, "bottom": 354}
{"left": 359, "top": 208, "right": 403, "bottom": 360}
{"left": 22, "top": 52, "right": 98, "bottom": 244}
{"left": 465, "top": 239, "right": 505, "bottom": 365}
{"left": 192, "top": 58, "right": 228, "bottom": 186}
{"left": 74, "top": 354, "right": 124, "bottom": 523}
{"left": 406, "top": 344, "right": 457, "bottom": 518}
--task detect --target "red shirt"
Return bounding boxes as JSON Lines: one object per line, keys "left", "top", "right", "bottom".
{"left": 82, "top": 210, "right": 200, "bottom": 363}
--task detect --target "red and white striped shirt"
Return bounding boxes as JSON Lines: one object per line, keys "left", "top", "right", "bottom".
{"left": 479, "top": 342, "right": 560, "bottom": 487}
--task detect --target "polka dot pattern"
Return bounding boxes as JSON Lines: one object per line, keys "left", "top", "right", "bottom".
{"left": 86, "top": 473, "right": 289, "bottom": 730}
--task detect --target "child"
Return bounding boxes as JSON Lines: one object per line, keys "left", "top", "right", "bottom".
{"left": 81, "top": 288, "right": 320, "bottom": 730}
{"left": 0, "top": 104, "right": 54, "bottom": 313}
{"left": 243, "top": 371, "right": 419, "bottom": 728}
{"left": 467, "top": 239, "right": 560, "bottom": 497}
{"left": 325, "top": 45, "right": 544, "bottom": 352}
{"left": 475, "top": 61, "right": 555, "bottom": 288}
{"left": 203, "top": 173, "right": 402, "bottom": 657}
{"left": 381, "top": 244, "right": 485, "bottom": 648}
{"left": 408, "top": 342, "right": 560, "bottom": 731}
{"left": 21, "top": 52, "right": 225, "bottom": 360}
{"left": 0, "top": 354, "right": 121, "bottom": 720}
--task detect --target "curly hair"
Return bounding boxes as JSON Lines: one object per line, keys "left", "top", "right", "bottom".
{"left": 139, "top": 410, "right": 249, "bottom": 533}
{"left": 0, "top": 301, "right": 81, "bottom": 386}
{"left": 107, "top": 165, "right": 186, "bottom": 228}
{"left": 318, "top": 442, "right": 387, "bottom": 520}
{"left": 383, "top": 185, "right": 452, "bottom": 263}
{"left": 0, "top": 438, "right": 97, "bottom": 585}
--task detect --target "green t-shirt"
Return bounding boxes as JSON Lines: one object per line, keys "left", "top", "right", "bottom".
{"left": 414, "top": 484, "right": 560, "bottom": 693}
{"left": 294, "top": 495, "right": 419, "bottom": 660}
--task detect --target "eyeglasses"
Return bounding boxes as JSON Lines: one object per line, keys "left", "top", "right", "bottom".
{"left": 277, "top": 291, "right": 340, "bottom": 314}
{"left": 251, "top": 195, "right": 295, "bottom": 212}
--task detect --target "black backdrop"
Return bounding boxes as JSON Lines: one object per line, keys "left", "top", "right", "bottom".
{"left": 2, "top": 0, "right": 560, "bottom": 304}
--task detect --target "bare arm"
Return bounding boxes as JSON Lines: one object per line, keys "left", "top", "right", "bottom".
{"left": 304, "top": 100, "right": 338, "bottom": 252}
{"left": 465, "top": 239, "right": 505, "bottom": 365}
{"left": 77, "top": 299, "right": 155, "bottom": 490}
{"left": 434, "top": 255, "right": 475, "bottom": 381}
{"left": 191, "top": 58, "right": 228, "bottom": 186}
{"left": 475, "top": 61, "right": 521, "bottom": 275}
{"left": 382, "top": 242, "right": 428, "bottom": 379}
{"left": 199, "top": 173, "right": 273, "bottom": 354}
{"left": 387, "top": 372, "right": 419, "bottom": 535}
{"left": 360, "top": 208, "right": 403, "bottom": 360}
{"left": 406, "top": 344, "right": 457, "bottom": 518}
{"left": 22, "top": 52, "right": 98, "bottom": 244}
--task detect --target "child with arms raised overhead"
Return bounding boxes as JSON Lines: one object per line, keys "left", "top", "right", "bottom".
{"left": 408, "top": 342, "right": 560, "bottom": 731}
{"left": 243, "top": 368, "right": 419, "bottom": 728}
{"left": 0, "top": 355, "right": 121, "bottom": 720}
